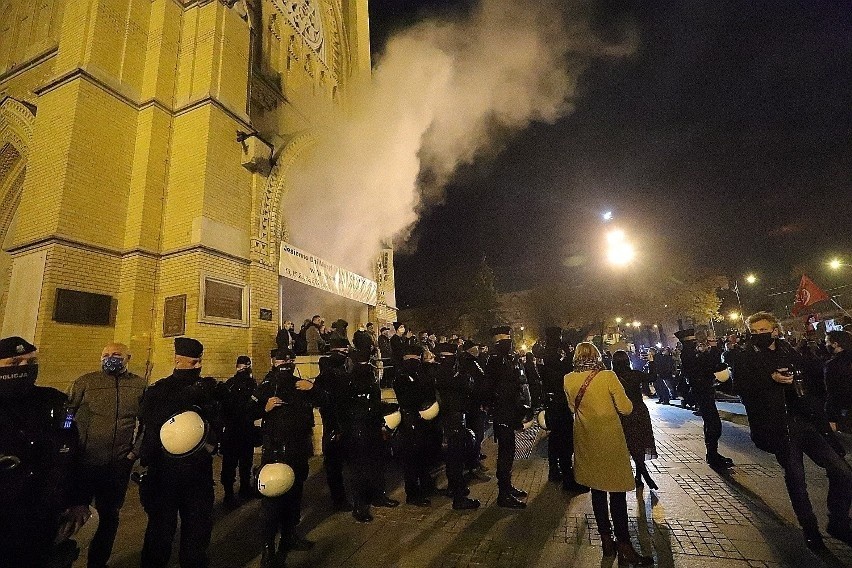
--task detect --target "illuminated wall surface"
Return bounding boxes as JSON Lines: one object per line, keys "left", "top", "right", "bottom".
{"left": 0, "top": 0, "right": 391, "bottom": 389}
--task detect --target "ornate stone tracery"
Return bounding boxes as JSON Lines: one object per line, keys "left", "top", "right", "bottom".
{"left": 271, "top": 0, "right": 325, "bottom": 61}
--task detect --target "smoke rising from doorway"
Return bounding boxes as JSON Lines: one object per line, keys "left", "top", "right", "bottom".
{"left": 283, "top": 0, "right": 633, "bottom": 275}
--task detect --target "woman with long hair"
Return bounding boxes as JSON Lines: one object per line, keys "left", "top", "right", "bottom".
{"left": 612, "top": 350, "right": 659, "bottom": 490}
{"left": 564, "top": 342, "right": 653, "bottom": 566}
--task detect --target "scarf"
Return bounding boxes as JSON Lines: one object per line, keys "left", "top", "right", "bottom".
{"left": 573, "top": 360, "right": 603, "bottom": 373}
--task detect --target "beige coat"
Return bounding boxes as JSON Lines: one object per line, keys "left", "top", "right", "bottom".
{"left": 564, "top": 369, "right": 635, "bottom": 492}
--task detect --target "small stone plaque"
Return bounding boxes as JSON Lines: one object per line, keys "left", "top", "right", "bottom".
{"left": 259, "top": 308, "right": 273, "bottom": 321}
{"left": 53, "top": 289, "right": 115, "bottom": 326}
{"left": 163, "top": 295, "right": 186, "bottom": 337}
{"left": 203, "top": 278, "right": 244, "bottom": 321}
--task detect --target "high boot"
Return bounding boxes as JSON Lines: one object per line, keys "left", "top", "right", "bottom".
{"left": 617, "top": 540, "right": 654, "bottom": 566}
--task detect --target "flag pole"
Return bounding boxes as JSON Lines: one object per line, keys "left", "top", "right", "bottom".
{"left": 831, "top": 297, "right": 852, "bottom": 319}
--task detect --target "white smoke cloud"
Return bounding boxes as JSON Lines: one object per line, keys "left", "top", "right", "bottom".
{"left": 282, "top": 0, "right": 633, "bottom": 275}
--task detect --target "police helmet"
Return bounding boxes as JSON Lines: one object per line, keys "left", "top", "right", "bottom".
{"left": 257, "top": 462, "right": 295, "bottom": 497}
{"left": 159, "top": 410, "right": 208, "bottom": 456}
{"left": 419, "top": 400, "right": 440, "bottom": 421}
{"left": 714, "top": 368, "right": 731, "bottom": 382}
{"left": 536, "top": 409, "right": 549, "bottom": 431}
{"left": 384, "top": 410, "right": 402, "bottom": 430}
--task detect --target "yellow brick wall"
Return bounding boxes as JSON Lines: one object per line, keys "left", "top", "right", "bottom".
{"left": 0, "top": 0, "right": 63, "bottom": 77}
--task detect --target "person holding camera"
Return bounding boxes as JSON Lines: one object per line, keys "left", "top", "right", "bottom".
{"left": 727, "top": 312, "right": 852, "bottom": 552}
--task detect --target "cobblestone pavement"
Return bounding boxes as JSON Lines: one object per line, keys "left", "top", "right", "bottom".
{"left": 91, "top": 403, "right": 852, "bottom": 567}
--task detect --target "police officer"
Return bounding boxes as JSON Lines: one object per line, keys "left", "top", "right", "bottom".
{"left": 342, "top": 347, "right": 398, "bottom": 522}
{"left": 394, "top": 343, "right": 435, "bottom": 506}
{"left": 67, "top": 342, "right": 146, "bottom": 568}
{"left": 253, "top": 347, "right": 322, "bottom": 567}
{"left": 0, "top": 336, "right": 93, "bottom": 568}
{"left": 434, "top": 342, "right": 482, "bottom": 510}
{"left": 540, "top": 327, "right": 587, "bottom": 493}
{"left": 219, "top": 355, "right": 257, "bottom": 503}
{"left": 484, "top": 325, "right": 528, "bottom": 509}
{"left": 458, "top": 341, "right": 490, "bottom": 479}
{"left": 675, "top": 329, "right": 733, "bottom": 470}
{"left": 138, "top": 337, "right": 220, "bottom": 568}
{"left": 312, "top": 338, "right": 353, "bottom": 511}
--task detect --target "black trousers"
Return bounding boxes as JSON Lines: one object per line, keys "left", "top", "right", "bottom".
{"left": 261, "top": 459, "right": 309, "bottom": 547}
{"left": 322, "top": 433, "right": 348, "bottom": 505}
{"left": 141, "top": 466, "right": 214, "bottom": 568}
{"left": 346, "top": 424, "right": 386, "bottom": 512}
{"left": 773, "top": 417, "right": 852, "bottom": 534}
{"left": 591, "top": 490, "right": 629, "bottom": 541}
{"left": 79, "top": 460, "right": 133, "bottom": 568}
{"left": 546, "top": 404, "right": 574, "bottom": 482}
{"left": 494, "top": 423, "right": 516, "bottom": 494}
{"left": 220, "top": 438, "right": 254, "bottom": 492}
{"left": 466, "top": 408, "right": 486, "bottom": 469}
{"left": 399, "top": 419, "right": 431, "bottom": 499}
{"left": 444, "top": 414, "right": 471, "bottom": 497}
{"left": 654, "top": 377, "right": 670, "bottom": 403}
{"left": 693, "top": 387, "right": 721, "bottom": 454}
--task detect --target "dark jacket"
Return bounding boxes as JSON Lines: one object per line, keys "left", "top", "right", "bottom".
{"left": 378, "top": 334, "right": 392, "bottom": 361}
{"left": 1, "top": 386, "right": 88, "bottom": 563}
{"left": 254, "top": 369, "right": 322, "bottom": 461}
{"left": 389, "top": 334, "right": 406, "bottom": 365}
{"left": 484, "top": 351, "right": 527, "bottom": 427}
{"left": 655, "top": 353, "right": 676, "bottom": 377}
{"left": 458, "top": 352, "right": 487, "bottom": 413}
{"left": 825, "top": 349, "right": 852, "bottom": 423}
{"left": 67, "top": 369, "right": 146, "bottom": 466}
{"left": 394, "top": 358, "right": 436, "bottom": 411}
{"left": 540, "top": 349, "right": 572, "bottom": 411}
{"left": 681, "top": 343, "right": 724, "bottom": 392}
{"left": 138, "top": 370, "right": 220, "bottom": 471}
{"left": 342, "top": 361, "right": 384, "bottom": 431}
{"left": 313, "top": 353, "right": 349, "bottom": 437}
{"left": 220, "top": 370, "right": 257, "bottom": 448}
{"left": 435, "top": 357, "right": 471, "bottom": 418}
{"left": 353, "top": 330, "right": 375, "bottom": 358}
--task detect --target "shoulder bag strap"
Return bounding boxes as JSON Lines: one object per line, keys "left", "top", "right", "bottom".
{"left": 574, "top": 369, "right": 601, "bottom": 411}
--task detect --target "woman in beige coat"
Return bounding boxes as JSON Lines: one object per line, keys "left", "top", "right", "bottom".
{"left": 564, "top": 343, "right": 653, "bottom": 566}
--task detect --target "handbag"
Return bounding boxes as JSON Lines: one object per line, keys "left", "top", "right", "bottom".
{"left": 574, "top": 369, "right": 601, "bottom": 411}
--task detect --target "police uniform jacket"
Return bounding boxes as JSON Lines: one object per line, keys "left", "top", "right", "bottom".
{"left": 255, "top": 369, "right": 323, "bottom": 461}
{"left": 342, "top": 362, "right": 383, "bottom": 431}
{"left": 67, "top": 369, "right": 146, "bottom": 466}
{"left": 313, "top": 353, "right": 348, "bottom": 438}
{"left": 541, "top": 349, "right": 572, "bottom": 410}
{"left": 484, "top": 352, "right": 526, "bottom": 427}
{"left": 138, "top": 370, "right": 220, "bottom": 471}
{"left": 1, "top": 387, "right": 88, "bottom": 559}
{"left": 825, "top": 349, "right": 852, "bottom": 424}
{"left": 219, "top": 370, "right": 257, "bottom": 448}
{"left": 680, "top": 344, "right": 723, "bottom": 392}
{"left": 394, "top": 359, "right": 435, "bottom": 414}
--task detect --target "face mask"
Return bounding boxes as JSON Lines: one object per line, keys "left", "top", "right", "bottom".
{"left": 102, "top": 356, "right": 126, "bottom": 376}
{"left": 0, "top": 364, "right": 38, "bottom": 397}
{"left": 173, "top": 367, "right": 202, "bottom": 380}
{"left": 495, "top": 339, "right": 513, "bottom": 355}
{"left": 277, "top": 363, "right": 296, "bottom": 373}
{"left": 751, "top": 332, "right": 774, "bottom": 349}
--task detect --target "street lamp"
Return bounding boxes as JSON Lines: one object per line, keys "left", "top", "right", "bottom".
{"left": 829, "top": 258, "right": 852, "bottom": 270}
{"left": 606, "top": 229, "right": 635, "bottom": 266}
{"left": 728, "top": 312, "right": 740, "bottom": 321}
{"left": 603, "top": 211, "right": 613, "bottom": 222}
{"left": 632, "top": 321, "right": 641, "bottom": 328}
{"left": 745, "top": 274, "right": 757, "bottom": 285}
{"left": 615, "top": 317, "right": 622, "bottom": 324}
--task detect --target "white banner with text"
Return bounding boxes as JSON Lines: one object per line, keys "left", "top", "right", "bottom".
{"left": 279, "top": 242, "right": 378, "bottom": 306}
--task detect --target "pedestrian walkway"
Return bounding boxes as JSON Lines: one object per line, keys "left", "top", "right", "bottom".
{"left": 94, "top": 403, "right": 852, "bottom": 567}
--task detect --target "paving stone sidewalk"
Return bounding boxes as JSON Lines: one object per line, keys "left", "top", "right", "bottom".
{"left": 89, "top": 403, "right": 852, "bottom": 567}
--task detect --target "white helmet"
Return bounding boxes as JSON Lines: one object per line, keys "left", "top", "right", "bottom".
{"left": 419, "top": 401, "right": 440, "bottom": 421}
{"left": 160, "top": 411, "right": 207, "bottom": 456}
{"left": 384, "top": 410, "right": 402, "bottom": 430}
{"left": 257, "top": 463, "right": 295, "bottom": 497}
{"left": 536, "top": 409, "right": 549, "bottom": 431}
{"left": 714, "top": 368, "right": 731, "bottom": 382}
{"left": 522, "top": 416, "right": 537, "bottom": 430}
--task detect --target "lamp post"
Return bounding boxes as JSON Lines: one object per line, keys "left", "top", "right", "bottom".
{"left": 733, "top": 273, "right": 758, "bottom": 324}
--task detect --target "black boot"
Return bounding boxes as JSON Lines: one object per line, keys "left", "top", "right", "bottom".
{"left": 452, "top": 496, "right": 481, "bottom": 510}
{"left": 497, "top": 493, "right": 526, "bottom": 509}
{"left": 510, "top": 486, "right": 528, "bottom": 499}
{"left": 223, "top": 485, "right": 235, "bottom": 505}
{"left": 260, "top": 543, "right": 276, "bottom": 568}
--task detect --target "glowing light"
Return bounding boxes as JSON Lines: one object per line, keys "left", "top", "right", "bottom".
{"left": 615, "top": 317, "right": 622, "bottom": 324}
{"left": 728, "top": 312, "right": 740, "bottom": 321}
{"left": 607, "top": 241, "right": 635, "bottom": 266}
{"left": 632, "top": 321, "right": 641, "bottom": 328}
{"left": 655, "top": 342, "right": 662, "bottom": 349}
{"left": 606, "top": 229, "right": 625, "bottom": 244}
{"left": 602, "top": 211, "right": 613, "bottom": 221}
{"left": 830, "top": 258, "right": 843, "bottom": 270}
{"left": 520, "top": 344, "right": 528, "bottom": 352}
{"left": 653, "top": 324, "right": 658, "bottom": 329}
{"left": 745, "top": 274, "right": 757, "bottom": 285}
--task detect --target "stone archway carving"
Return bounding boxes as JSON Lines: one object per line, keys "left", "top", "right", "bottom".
{"left": 0, "top": 97, "right": 35, "bottom": 243}
{"left": 251, "top": 130, "right": 318, "bottom": 269}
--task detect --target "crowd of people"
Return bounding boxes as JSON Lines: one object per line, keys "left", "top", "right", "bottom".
{"left": 3, "top": 310, "right": 852, "bottom": 567}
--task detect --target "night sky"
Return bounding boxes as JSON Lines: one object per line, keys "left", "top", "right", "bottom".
{"left": 369, "top": 0, "right": 852, "bottom": 308}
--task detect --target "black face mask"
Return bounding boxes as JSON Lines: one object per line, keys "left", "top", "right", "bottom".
{"left": 173, "top": 367, "right": 202, "bottom": 381}
{"left": 277, "top": 363, "right": 296, "bottom": 374}
{"left": 0, "top": 364, "right": 38, "bottom": 397}
{"left": 495, "top": 339, "right": 513, "bottom": 356}
{"left": 751, "top": 332, "right": 774, "bottom": 350}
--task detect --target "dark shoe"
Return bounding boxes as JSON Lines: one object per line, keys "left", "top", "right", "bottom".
{"left": 707, "top": 453, "right": 733, "bottom": 469}
{"left": 333, "top": 500, "right": 354, "bottom": 512}
{"left": 452, "top": 497, "right": 481, "bottom": 510}
{"left": 716, "top": 453, "right": 734, "bottom": 466}
{"left": 548, "top": 469, "right": 562, "bottom": 482}
{"left": 446, "top": 486, "right": 471, "bottom": 497}
{"left": 352, "top": 509, "right": 373, "bottom": 523}
{"left": 371, "top": 496, "right": 400, "bottom": 508}
{"left": 497, "top": 494, "right": 526, "bottom": 509}
{"left": 260, "top": 544, "right": 277, "bottom": 568}
{"left": 510, "top": 486, "right": 528, "bottom": 499}
{"left": 601, "top": 533, "right": 617, "bottom": 557}
{"left": 287, "top": 533, "right": 315, "bottom": 551}
{"left": 634, "top": 474, "right": 644, "bottom": 488}
{"left": 827, "top": 522, "right": 852, "bottom": 547}
{"left": 469, "top": 469, "right": 492, "bottom": 482}
{"left": 616, "top": 540, "right": 654, "bottom": 566}
{"left": 406, "top": 496, "right": 431, "bottom": 507}
{"left": 562, "top": 481, "right": 590, "bottom": 494}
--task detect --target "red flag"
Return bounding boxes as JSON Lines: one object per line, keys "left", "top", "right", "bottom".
{"left": 792, "top": 274, "right": 830, "bottom": 316}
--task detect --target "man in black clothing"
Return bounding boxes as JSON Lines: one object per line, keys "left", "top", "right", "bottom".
{"left": 393, "top": 343, "right": 436, "bottom": 506}
{"left": 139, "top": 337, "right": 221, "bottom": 568}
{"left": 1, "top": 336, "right": 92, "bottom": 568}
{"left": 728, "top": 312, "right": 852, "bottom": 551}
{"left": 540, "top": 327, "right": 586, "bottom": 492}
{"left": 675, "top": 328, "right": 733, "bottom": 470}
{"left": 825, "top": 330, "right": 852, "bottom": 433}
{"left": 341, "top": 348, "right": 399, "bottom": 522}
{"left": 219, "top": 355, "right": 257, "bottom": 503}
{"left": 484, "top": 325, "right": 528, "bottom": 509}
{"left": 458, "top": 341, "right": 489, "bottom": 478}
{"left": 313, "top": 342, "right": 353, "bottom": 511}
{"left": 253, "top": 348, "right": 322, "bottom": 567}
{"left": 434, "top": 343, "right": 482, "bottom": 510}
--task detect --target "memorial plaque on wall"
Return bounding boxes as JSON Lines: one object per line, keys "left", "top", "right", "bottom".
{"left": 203, "top": 278, "right": 244, "bottom": 321}
{"left": 259, "top": 308, "right": 273, "bottom": 321}
{"left": 53, "top": 289, "right": 115, "bottom": 326}
{"left": 163, "top": 295, "right": 187, "bottom": 337}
